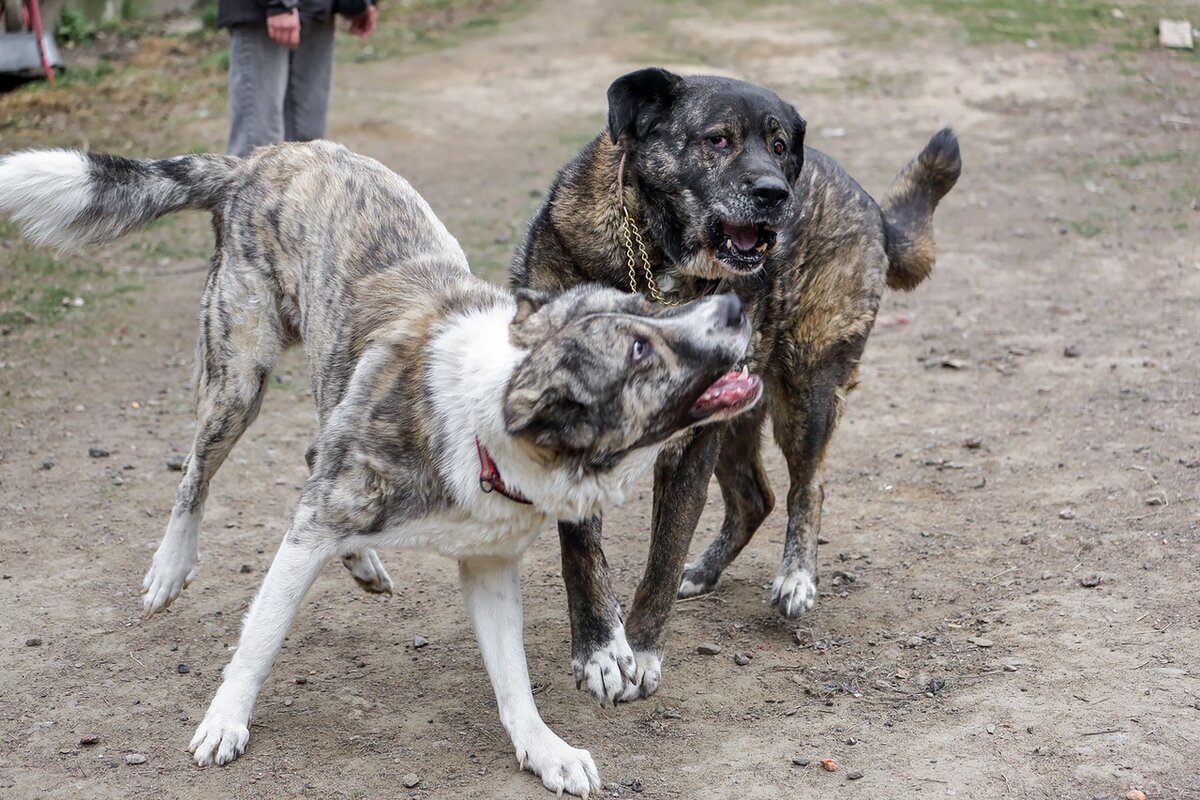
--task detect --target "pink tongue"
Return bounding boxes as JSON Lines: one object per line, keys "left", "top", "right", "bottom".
{"left": 691, "top": 369, "right": 760, "bottom": 415}
{"left": 722, "top": 223, "right": 759, "bottom": 251}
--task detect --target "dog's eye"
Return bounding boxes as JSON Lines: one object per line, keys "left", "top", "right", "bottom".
{"left": 773, "top": 139, "right": 786, "bottom": 156}
{"left": 630, "top": 338, "right": 651, "bottom": 363}
{"left": 706, "top": 135, "right": 730, "bottom": 151}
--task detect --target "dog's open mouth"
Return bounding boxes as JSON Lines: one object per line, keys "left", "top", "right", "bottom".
{"left": 690, "top": 366, "right": 763, "bottom": 421}
{"left": 708, "top": 220, "right": 777, "bottom": 271}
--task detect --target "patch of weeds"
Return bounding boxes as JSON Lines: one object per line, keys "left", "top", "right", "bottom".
{"left": 1069, "top": 217, "right": 1104, "bottom": 238}
{"left": 1116, "top": 150, "right": 1189, "bottom": 169}
{"left": 56, "top": 8, "right": 97, "bottom": 45}
{"left": 197, "top": 0, "right": 219, "bottom": 30}
{"left": 1169, "top": 184, "right": 1199, "bottom": 206}
{"left": 56, "top": 60, "right": 115, "bottom": 89}
{"left": 199, "top": 47, "right": 230, "bottom": 72}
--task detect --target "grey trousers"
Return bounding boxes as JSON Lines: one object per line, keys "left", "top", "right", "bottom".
{"left": 227, "top": 18, "right": 336, "bottom": 157}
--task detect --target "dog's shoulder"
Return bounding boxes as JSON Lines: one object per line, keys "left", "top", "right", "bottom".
{"left": 511, "top": 134, "right": 627, "bottom": 291}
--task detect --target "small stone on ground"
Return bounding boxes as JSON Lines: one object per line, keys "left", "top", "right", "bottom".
{"left": 696, "top": 643, "right": 721, "bottom": 655}
{"left": 402, "top": 773, "right": 419, "bottom": 788}
{"left": 124, "top": 753, "right": 146, "bottom": 765}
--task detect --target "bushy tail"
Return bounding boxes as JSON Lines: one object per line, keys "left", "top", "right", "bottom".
{"left": 881, "top": 128, "right": 962, "bottom": 291}
{"left": 0, "top": 149, "right": 240, "bottom": 251}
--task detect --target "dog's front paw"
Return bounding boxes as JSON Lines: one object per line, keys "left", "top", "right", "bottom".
{"left": 341, "top": 549, "right": 394, "bottom": 595}
{"left": 572, "top": 627, "right": 637, "bottom": 707}
{"left": 771, "top": 567, "right": 817, "bottom": 618}
{"left": 677, "top": 561, "right": 719, "bottom": 598}
{"left": 189, "top": 710, "right": 250, "bottom": 766}
{"left": 141, "top": 549, "right": 198, "bottom": 616}
{"left": 614, "top": 650, "right": 661, "bottom": 703}
{"left": 515, "top": 730, "right": 601, "bottom": 798}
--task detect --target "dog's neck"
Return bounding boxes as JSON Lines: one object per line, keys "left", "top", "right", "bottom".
{"left": 425, "top": 300, "right": 655, "bottom": 523}
{"left": 600, "top": 138, "right": 722, "bottom": 302}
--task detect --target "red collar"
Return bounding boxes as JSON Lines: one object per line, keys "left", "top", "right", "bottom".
{"left": 475, "top": 438, "right": 533, "bottom": 505}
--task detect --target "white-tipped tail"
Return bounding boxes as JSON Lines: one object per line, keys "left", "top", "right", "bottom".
{"left": 0, "top": 150, "right": 93, "bottom": 250}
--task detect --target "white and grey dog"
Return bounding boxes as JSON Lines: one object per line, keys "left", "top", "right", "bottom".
{"left": 0, "top": 141, "right": 764, "bottom": 796}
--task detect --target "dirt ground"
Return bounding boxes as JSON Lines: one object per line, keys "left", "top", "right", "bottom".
{"left": 1, "top": 1, "right": 1198, "bottom": 798}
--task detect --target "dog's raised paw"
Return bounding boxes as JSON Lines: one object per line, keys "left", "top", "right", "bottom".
{"left": 342, "top": 549, "right": 395, "bottom": 595}
{"left": 771, "top": 567, "right": 817, "bottom": 618}
{"left": 515, "top": 731, "right": 601, "bottom": 798}
{"left": 189, "top": 714, "right": 250, "bottom": 766}
{"left": 677, "top": 562, "right": 718, "bottom": 598}
{"left": 141, "top": 555, "right": 198, "bottom": 616}
{"left": 572, "top": 627, "right": 636, "bottom": 707}
{"left": 615, "top": 650, "right": 661, "bottom": 703}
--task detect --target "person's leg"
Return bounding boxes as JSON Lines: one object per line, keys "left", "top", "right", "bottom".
{"left": 284, "top": 17, "right": 335, "bottom": 142}
{"left": 227, "top": 24, "right": 289, "bottom": 156}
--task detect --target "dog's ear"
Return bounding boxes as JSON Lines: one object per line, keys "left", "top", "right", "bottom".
{"left": 503, "top": 386, "right": 596, "bottom": 452}
{"left": 607, "top": 67, "right": 685, "bottom": 145}
{"left": 512, "top": 288, "right": 550, "bottom": 325}
{"left": 785, "top": 106, "right": 807, "bottom": 183}
{"left": 509, "top": 288, "right": 553, "bottom": 348}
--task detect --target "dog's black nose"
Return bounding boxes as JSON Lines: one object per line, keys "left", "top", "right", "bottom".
{"left": 751, "top": 176, "right": 790, "bottom": 209}
{"left": 716, "top": 293, "right": 745, "bottom": 329}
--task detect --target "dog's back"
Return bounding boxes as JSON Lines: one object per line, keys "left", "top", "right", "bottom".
{"left": 0, "top": 141, "right": 474, "bottom": 418}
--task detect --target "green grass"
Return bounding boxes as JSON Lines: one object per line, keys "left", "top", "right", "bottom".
{"left": 1116, "top": 150, "right": 1190, "bottom": 169}
{"left": 1069, "top": 217, "right": 1104, "bottom": 238}
{"left": 1169, "top": 184, "right": 1200, "bottom": 206}
{"left": 911, "top": 0, "right": 1200, "bottom": 56}
{"left": 0, "top": 211, "right": 214, "bottom": 331}
{"left": 56, "top": 8, "right": 98, "bottom": 45}
{"left": 336, "top": 0, "right": 534, "bottom": 63}
{"left": 55, "top": 60, "right": 116, "bottom": 89}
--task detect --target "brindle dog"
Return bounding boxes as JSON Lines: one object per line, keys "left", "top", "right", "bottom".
{"left": 511, "top": 67, "right": 961, "bottom": 703}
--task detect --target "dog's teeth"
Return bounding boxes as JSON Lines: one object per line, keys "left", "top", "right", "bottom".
{"left": 724, "top": 237, "right": 734, "bottom": 251}
{"left": 754, "top": 241, "right": 768, "bottom": 253}
{"left": 739, "top": 365, "right": 749, "bottom": 379}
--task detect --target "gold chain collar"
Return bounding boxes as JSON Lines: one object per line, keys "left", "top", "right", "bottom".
{"left": 616, "top": 153, "right": 678, "bottom": 306}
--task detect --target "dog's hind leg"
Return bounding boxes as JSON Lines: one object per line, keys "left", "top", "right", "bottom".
{"left": 142, "top": 260, "right": 285, "bottom": 615}
{"left": 767, "top": 342, "right": 863, "bottom": 618}
{"left": 191, "top": 508, "right": 330, "bottom": 765}
{"left": 678, "top": 403, "right": 773, "bottom": 598}
{"left": 460, "top": 556, "right": 601, "bottom": 797}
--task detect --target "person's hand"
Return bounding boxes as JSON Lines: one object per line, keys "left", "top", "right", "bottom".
{"left": 348, "top": 4, "right": 377, "bottom": 38}
{"left": 267, "top": 9, "right": 301, "bottom": 49}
